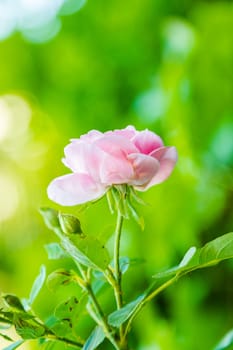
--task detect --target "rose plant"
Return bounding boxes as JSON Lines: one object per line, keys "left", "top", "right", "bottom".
{"left": 1, "top": 126, "right": 233, "bottom": 350}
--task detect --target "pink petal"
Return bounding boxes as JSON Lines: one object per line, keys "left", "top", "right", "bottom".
{"left": 63, "top": 141, "right": 105, "bottom": 181}
{"left": 132, "top": 130, "right": 164, "bottom": 154}
{"left": 141, "top": 146, "right": 177, "bottom": 189}
{"left": 105, "top": 125, "right": 137, "bottom": 140}
{"left": 47, "top": 173, "right": 107, "bottom": 206}
{"left": 127, "top": 153, "right": 160, "bottom": 187}
{"left": 70, "top": 130, "right": 103, "bottom": 143}
{"left": 79, "top": 129, "right": 103, "bottom": 142}
{"left": 62, "top": 141, "right": 85, "bottom": 172}
{"left": 100, "top": 153, "right": 134, "bottom": 184}
{"left": 94, "top": 135, "right": 138, "bottom": 158}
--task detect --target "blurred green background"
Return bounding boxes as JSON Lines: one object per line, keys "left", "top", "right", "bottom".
{"left": 0, "top": 0, "right": 233, "bottom": 349}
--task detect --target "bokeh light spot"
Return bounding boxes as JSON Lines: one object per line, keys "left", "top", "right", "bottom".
{"left": 163, "top": 19, "right": 196, "bottom": 61}
{"left": 22, "top": 17, "right": 62, "bottom": 43}
{"left": 0, "top": 0, "right": 87, "bottom": 43}
{"left": 59, "top": 0, "right": 86, "bottom": 15}
{"left": 0, "top": 172, "right": 19, "bottom": 223}
{"left": 0, "top": 94, "right": 31, "bottom": 143}
{"left": 211, "top": 122, "right": 233, "bottom": 166}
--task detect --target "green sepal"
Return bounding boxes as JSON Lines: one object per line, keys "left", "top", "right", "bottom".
{"left": 106, "top": 189, "right": 115, "bottom": 214}
{"left": 111, "top": 186, "right": 129, "bottom": 219}
{"left": 125, "top": 199, "right": 144, "bottom": 230}
{"left": 39, "top": 208, "right": 60, "bottom": 230}
{"left": 2, "top": 295, "right": 25, "bottom": 312}
{"left": 128, "top": 187, "right": 147, "bottom": 206}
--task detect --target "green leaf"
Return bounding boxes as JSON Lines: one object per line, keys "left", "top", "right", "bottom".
{"left": 54, "top": 295, "right": 86, "bottom": 323}
{"left": 0, "top": 317, "right": 11, "bottom": 325}
{"left": 91, "top": 270, "right": 109, "bottom": 294}
{"left": 15, "top": 322, "right": 45, "bottom": 340}
{"left": 39, "top": 208, "right": 60, "bottom": 230}
{"left": 86, "top": 303, "right": 101, "bottom": 324}
{"left": 52, "top": 296, "right": 86, "bottom": 338}
{"left": 44, "top": 212, "right": 110, "bottom": 271}
{"left": 58, "top": 213, "right": 82, "bottom": 234}
{"left": 61, "top": 234, "right": 110, "bottom": 271}
{"left": 199, "top": 232, "right": 233, "bottom": 264}
{"left": 179, "top": 246, "right": 197, "bottom": 267}
{"left": 50, "top": 319, "right": 72, "bottom": 338}
{"left": 0, "top": 311, "right": 14, "bottom": 324}
{"left": 0, "top": 332, "right": 13, "bottom": 341}
{"left": 153, "top": 232, "right": 233, "bottom": 280}
{"left": 28, "top": 265, "right": 46, "bottom": 306}
{"left": 97, "top": 224, "right": 115, "bottom": 245}
{"left": 91, "top": 278, "right": 107, "bottom": 295}
{"left": 54, "top": 296, "right": 80, "bottom": 320}
{"left": 45, "top": 243, "right": 67, "bottom": 260}
{"left": 108, "top": 294, "right": 145, "bottom": 327}
{"left": 214, "top": 329, "right": 233, "bottom": 350}
{"left": 3, "top": 340, "right": 24, "bottom": 350}
{"left": 83, "top": 326, "right": 105, "bottom": 350}
{"left": 13, "top": 313, "right": 46, "bottom": 340}
{"left": 119, "top": 257, "right": 130, "bottom": 274}
{"left": 2, "top": 295, "right": 25, "bottom": 312}
{"left": 47, "top": 269, "right": 76, "bottom": 292}
{"left": 38, "top": 337, "right": 57, "bottom": 350}
{"left": 119, "top": 257, "right": 145, "bottom": 274}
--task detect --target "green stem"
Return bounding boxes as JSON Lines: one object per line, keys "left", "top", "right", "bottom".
{"left": 85, "top": 284, "right": 120, "bottom": 349}
{"left": 82, "top": 274, "right": 120, "bottom": 349}
{"left": 114, "top": 210, "right": 124, "bottom": 309}
{"left": 113, "top": 210, "right": 125, "bottom": 344}
{"left": 123, "top": 275, "right": 178, "bottom": 340}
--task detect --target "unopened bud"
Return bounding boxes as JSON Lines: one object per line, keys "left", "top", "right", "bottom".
{"left": 58, "top": 213, "right": 82, "bottom": 234}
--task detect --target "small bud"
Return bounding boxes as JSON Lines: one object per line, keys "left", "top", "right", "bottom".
{"left": 3, "top": 294, "right": 25, "bottom": 311}
{"left": 58, "top": 213, "right": 82, "bottom": 234}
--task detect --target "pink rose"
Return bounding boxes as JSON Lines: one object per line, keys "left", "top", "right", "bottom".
{"left": 47, "top": 126, "right": 177, "bottom": 205}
